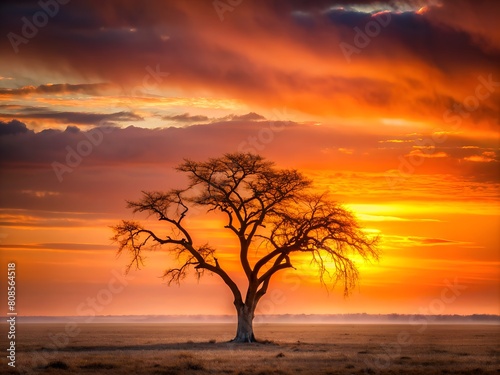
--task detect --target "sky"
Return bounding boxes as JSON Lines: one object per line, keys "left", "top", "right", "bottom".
{"left": 0, "top": 0, "right": 498, "bottom": 317}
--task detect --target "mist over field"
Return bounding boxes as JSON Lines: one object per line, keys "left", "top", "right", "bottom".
{"left": 15, "top": 314, "right": 500, "bottom": 324}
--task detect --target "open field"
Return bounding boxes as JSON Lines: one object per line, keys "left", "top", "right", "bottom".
{"left": 1, "top": 323, "right": 499, "bottom": 374}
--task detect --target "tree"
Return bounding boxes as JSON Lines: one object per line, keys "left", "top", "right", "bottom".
{"left": 112, "top": 153, "right": 379, "bottom": 342}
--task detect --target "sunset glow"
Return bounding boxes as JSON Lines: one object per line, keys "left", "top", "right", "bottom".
{"left": 0, "top": 0, "right": 498, "bottom": 318}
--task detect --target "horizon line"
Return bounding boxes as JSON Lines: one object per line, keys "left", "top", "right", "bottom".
{"left": 8, "top": 313, "right": 500, "bottom": 319}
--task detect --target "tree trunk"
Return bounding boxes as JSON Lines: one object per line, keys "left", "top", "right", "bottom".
{"left": 232, "top": 304, "right": 256, "bottom": 342}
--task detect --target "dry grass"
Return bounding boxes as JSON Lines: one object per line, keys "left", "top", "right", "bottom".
{"left": 1, "top": 323, "right": 498, "bottom": 374}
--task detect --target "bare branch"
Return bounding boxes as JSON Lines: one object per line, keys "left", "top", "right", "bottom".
{"left": 256, "top": 192, "right": 379, "bottom": 295}
{"left": 113, "top": 153, "right": 380, "bottom": 323}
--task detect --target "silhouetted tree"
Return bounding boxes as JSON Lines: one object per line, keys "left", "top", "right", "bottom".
{"left": 112, "top": 153, "right": 379, "bottom": 342}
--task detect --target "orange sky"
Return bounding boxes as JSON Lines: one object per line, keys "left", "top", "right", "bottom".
{"left": 0, "top": 0, "right": 498, "bottom": 317}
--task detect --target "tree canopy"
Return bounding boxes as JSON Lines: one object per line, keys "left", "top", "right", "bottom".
{"left": 112, "top": 153, "right": 379, "bottom": 342}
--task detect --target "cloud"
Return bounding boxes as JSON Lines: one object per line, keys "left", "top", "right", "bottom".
{"left": 162, "top": 113, "right": 210, "bottom": 123}
{"left": 161, "top": 112, "right": 265, "bottom": 124}
{"left": 21, "top": 190, "right": 60, "bottom": 198}
{"left": 408, "top": 237, "right": 460, "bottom": 246}
{"left": 383, "top": 235, "right": 468, "bottom": 248}
{"left": 425, "top": 0, "right": 500, "bottom": 50}
{"left": 229, "top": 112, "right": 266, "bottom": 121}
{"left": 0, "top": 209, "right": 112, "bottom": 228}
{"left": 356, "top": 214, "right": 440, "bottom": 222}
{"left": 406, "top": 149, "right": 448, "bottom": 158}
{"left": 0, "top": 243, "right": 115, "bottom": 251}
{"left": 0, "top": 83, "right": 111, "bottom": 96}
{"left": 0, "top": 0, "right": 497, "bottom": 127}
{"left": 338, "top": 147, "right": 354, "bottom": 155}
{"left": 0, "top": 120, "right": 498, "bottom": 187}
{"left": 379, "top": 139, "right": 413, "bottom": 144}
{"left": 0, "top": 119, "right": 32, "bottom": 135}
{"left": 464, "top": 152, "right": 497, "bottom": 163}
{"left": 0, "top": 110, "right": 143, "bottom": 126}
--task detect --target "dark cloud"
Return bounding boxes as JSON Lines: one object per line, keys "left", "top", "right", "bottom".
{"left": 426, "top": 0, "right": 500, "bottom": 50}
{"left": 0, "top": 118, "right": 497, "bottom": 220}
{"left": 64, "top": 125, "right": 80, "bottom": 134}
{"left": 0, "top": 1, "right": 497, "bottom": 130}
{"left": 162, "top": 113, "right": 210, "bottom": 123}
{"left": 0, "top": 0, "right": 497, "bottom": 124}
{"left": 0, "top": 119, "right": 32, "bottom": 135}
{"left": 0, "top": 83, "right": 111, "bottom": 96}
{"left": 162, "top": 112, "right": 266, "bottom": 124}
{"left": 229, "top": 112, "right": 266, "bottom": 121}
{"left": 0, "top": 120, "right": 497, "bottom": 183}
{"left": 0, "top": 110, "right": 143, "bottom": 126}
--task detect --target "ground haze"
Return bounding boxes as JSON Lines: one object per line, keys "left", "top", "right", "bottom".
{"left": 2, "top": 323, "right": 499, "bottom": 374}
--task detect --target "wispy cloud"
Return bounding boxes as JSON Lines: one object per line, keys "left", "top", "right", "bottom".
{"left": 0, "top": 83, "right": 111, "bottom": 96}
{"left": 0, "top": 243, "right": 115, "bottom": 251}
{"left": 0, "top": 109, "right": 143, "bottom": 126}
{"left": 161, "top": 113, "right": 210, "bottom": 123}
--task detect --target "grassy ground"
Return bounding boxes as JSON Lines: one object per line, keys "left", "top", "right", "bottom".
{"left": 1, "top": 323, "right": 498, "bottom": 374}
